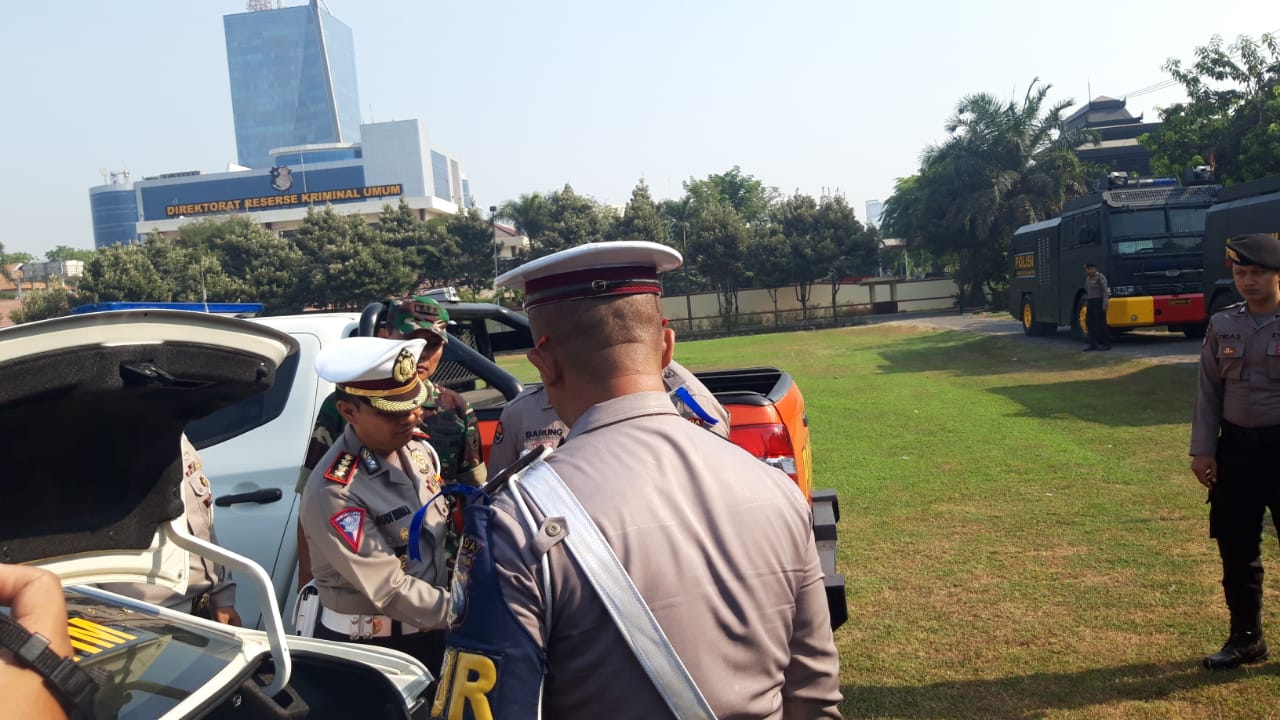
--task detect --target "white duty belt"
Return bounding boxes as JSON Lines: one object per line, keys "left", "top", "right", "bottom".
{"left": 512, "top": 460, "right": 717, "bottom": 720}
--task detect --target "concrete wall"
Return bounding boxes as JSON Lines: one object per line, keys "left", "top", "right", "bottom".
{"left": 661, "top": 276, "right": 959, "bottom": 332}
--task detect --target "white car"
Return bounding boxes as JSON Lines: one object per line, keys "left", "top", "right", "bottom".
{"left": 0, "top": 310, "right": 433, "bottom": 719}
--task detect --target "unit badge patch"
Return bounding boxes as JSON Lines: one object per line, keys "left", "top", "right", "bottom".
{"left": 492, "top": 421, "right": 504, "bottom": 445}
{"left": 325, "top": 453, "right": 358, "bottom": 485}
{"left": 330, "top": 508, "right": 365, "bottom": 552}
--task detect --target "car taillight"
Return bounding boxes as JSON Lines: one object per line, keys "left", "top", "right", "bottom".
{"left": 730, "top": 423, "right": 799, "bottom": 482}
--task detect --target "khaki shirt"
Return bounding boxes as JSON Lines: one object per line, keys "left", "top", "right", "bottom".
{"left": 1084, "top": 272, "right": 1110, "bottom": 306}
{"left": 102, "top": 436, "right": 236, "bottom": 610}
{"left": 487, "top": 360, "right": 731, "bottom": 472}
{"left": 1191, "top": 304, "right": 1280, "bottom": 456}
{"left": 299, "top": 424, "right": 451, "bottom": 627}
{"left": 489, "top": 391, "right": 841, "bottom": 719}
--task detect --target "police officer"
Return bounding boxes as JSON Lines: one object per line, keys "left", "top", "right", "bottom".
{"left": 1083, "top": 261, "right": 1111, "bottom": 351}
{"left": 299, "top": 337, "right": 452, "bottom": 666}
{"left": 433, "top": 242, "right": 841, "bottom": 718}
{"left": 298, "top": 296, "right": 485, "bottom": 588}
{"left": 304, "top": 297, "right": 485, "bottom": 486}
{"left": 1191, "top": 233, "right": 1280, "bottom": 670}
{"left": 488, "top": 359, "right": 730, "bottom": 471}
{"left": 102, "top": 435, "right": 240, "bottom": 625}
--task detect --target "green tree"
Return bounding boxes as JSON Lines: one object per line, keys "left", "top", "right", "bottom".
{"left": 80, "top": 242, "right": 167, "bottom": 302}
{"left": 1141, "top": 33, "right": 1280, "bottom": 184}
{"left": 292, "top": 207, "right": 416, "bottom": 309}
{"left": 657, "top": 197, "right": 707, "bottom": 294}
{"left": 744, "top": 232, "right": 794, "bottom": 327}
{"left": 885, "top": 80, "right": 1095, "bottom": 306}
{"left": 684, "top": 166, "right": 775, "bottom": 227}
{"left": 8, "top": 285, "right": 74, "bottom": 324}
{"left": 379, "top": 200, "right": 457, "bottom": 289}
{"left": 815, "top": 194, "right": 878, "bottom": 316}
{"left": 610, "top": 180, "right": 670, "bottom": 244}
{"left": 45, "top": 246, "right": 95, "bottom": 263}
{"left": 769, "top": 193, "right": 830, "bottom": 322}
{"left": 497, "top": 193, "right": 549, "bottom": 240}
{"left": 688, "top": 203, "right": 750, "bottom": 331}
{"left": 442, "top": 209, "right": 498, "bottom": 297}
{"left": 529, "top": 184, "right": 615, "bottom": 258}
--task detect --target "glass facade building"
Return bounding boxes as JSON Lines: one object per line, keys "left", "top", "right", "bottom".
{"left": 224, "top": 2, "right": 361, "bottom": 169}
{"left": 88, "top": 186, "right": 140, "bottom": 249}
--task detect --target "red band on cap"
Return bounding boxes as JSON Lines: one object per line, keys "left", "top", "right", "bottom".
{"left": 524, "top": 265, "right": 661, "bottom": 310}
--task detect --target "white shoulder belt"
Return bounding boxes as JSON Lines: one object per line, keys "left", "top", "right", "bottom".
{"left": 510, "top": 460, "right": 716, "bottom": 720}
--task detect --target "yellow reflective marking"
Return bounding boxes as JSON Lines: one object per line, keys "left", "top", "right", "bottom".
{"left": 431, "top": 648, "right": 459, "bottom": 718}
{"left": 67, "top": 617, "right": 137, "bottom": 653}
{"left": 446, "top": 651, "right": 497, "bottom": 720}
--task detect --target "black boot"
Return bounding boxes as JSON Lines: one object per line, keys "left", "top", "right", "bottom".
{"left": 1203, "top": 629, "right": 1269, "bottom": 670}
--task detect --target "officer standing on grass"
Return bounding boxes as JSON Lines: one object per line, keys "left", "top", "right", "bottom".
{"left": 1083, "top": 261, "right": 1111, "bottom": 351}
{"left": 1191, "top": 233, "right": 1280, "bottom": 670}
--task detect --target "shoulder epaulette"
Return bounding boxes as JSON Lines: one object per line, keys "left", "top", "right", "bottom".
{"left": 324, "top": 452, "right": 358, "bottom": 485}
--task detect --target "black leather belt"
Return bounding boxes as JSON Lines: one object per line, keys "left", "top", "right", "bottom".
{"left": 1221, "top": 420, "right": 1280, "bottom": 444}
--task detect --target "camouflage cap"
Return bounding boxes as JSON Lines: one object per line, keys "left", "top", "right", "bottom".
{"left": 388, "top": 296, "right": 451, "bottom": 341}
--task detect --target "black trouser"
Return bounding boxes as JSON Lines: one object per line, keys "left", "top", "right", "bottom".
{"left": 1210, "top": 422, "right": 1280, "bottom": 632}
{"left": 314, "top": 621, "right": 446, "bottom": 672}
{"left": 1086, "top": 298, "right": 1109, "bottom": 347}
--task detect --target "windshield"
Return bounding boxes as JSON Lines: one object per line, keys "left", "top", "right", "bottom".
{"left": 1110, "top": 208, "right": 1205, "bottom": 256}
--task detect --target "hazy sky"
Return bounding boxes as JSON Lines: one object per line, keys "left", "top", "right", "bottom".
{"left": 1, "top": 1, "right": 1275, "bottom": 257}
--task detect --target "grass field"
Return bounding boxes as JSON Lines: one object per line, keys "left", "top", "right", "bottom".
{"left": 500, "top": 324, "right": 1280, "bottom": 719}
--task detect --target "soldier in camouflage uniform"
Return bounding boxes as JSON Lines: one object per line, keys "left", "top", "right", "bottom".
{"left": 298, "top": 296, "right": 485, "bottom": 587}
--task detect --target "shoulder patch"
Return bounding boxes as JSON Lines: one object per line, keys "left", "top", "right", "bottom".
{"left": 325, "top": 452, "right": 357, "bottom": 485}
{"left": 493, "top": 420, "right": 504, "bottom": 445}
{"left": 329, "top": 508, "right": 365, "bottom": 552}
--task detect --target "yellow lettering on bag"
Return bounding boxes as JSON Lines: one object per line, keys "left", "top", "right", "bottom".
{"left": 443, "top": 651, "right": 497, "bottom": 720}
{"left": 67, "top": 617, "right": 137, "bottom": 655}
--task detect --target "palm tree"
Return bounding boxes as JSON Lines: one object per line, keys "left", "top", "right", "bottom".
{"left": 496, "top": 193, "right": 548, "bottom": 240}
{"left": 889, "top": 80, "right": 1098, "bottom": 305}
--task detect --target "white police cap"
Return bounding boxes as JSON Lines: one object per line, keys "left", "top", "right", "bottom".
{"left": 315, "top": 336, "right": 428, "bottom": 412}
{"left": 495, "top": 241, "right": 683, "bottom": 310}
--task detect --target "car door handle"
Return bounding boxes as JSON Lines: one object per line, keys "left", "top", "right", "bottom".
{"left": 215, "top": 489, "right": 283, "bottom": 507}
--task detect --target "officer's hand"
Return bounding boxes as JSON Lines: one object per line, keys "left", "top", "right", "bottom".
{"left": 213, "top": 606, "right": 242, "bottom": 627}
{"left": 1191, "top": 455, "right": 1218, "bottom": 488}
{"left": 0, "top": 564, "right": 72, "bottom": 720}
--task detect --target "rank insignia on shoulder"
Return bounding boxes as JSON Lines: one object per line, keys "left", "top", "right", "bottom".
{"left": 330, "top": 508, "right": 365, "bottom": 552}
{"left": 325, "top": 453, "right": 358, "bottom": 485}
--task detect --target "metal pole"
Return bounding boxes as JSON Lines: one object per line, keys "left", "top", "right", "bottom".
{"left": 490, "top": 205, "right": 499, "bottom": 290}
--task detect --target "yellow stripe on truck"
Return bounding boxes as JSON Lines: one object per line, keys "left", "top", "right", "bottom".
{"left": 1106, "top": 296, "right": 1154, "bottom": 327}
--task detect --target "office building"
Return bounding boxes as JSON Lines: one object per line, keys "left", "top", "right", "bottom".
{"left": 224, "top": 0, "right": 362, "bottom": 170}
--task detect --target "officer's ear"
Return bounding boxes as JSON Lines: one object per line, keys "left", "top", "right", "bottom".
{"left": 526, "top": 335, "right": 563, "bottom": 388}
{"left": 336, "top": 398, "right": 363, "bottom": 425}
{"left": 661, "top": 327, "right": 675, "bottom": 369}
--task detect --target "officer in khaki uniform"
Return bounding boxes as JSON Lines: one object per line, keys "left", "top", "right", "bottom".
{"left": 434, "top": 242, "right": 841, "bottom": 719}
{"left": 297, "top": 297, "right": 485, "bottom": 589}
{"left": 488, "top": 359, "right": 730, "bottom": 471}
{"left": 299, "top": 337, "right": 451, "bottom": 666}
{"left": 102, "top": 435, "right": 239, "bottom": 625}
{"left": 1191, "top": 233, "right": 1280, "bottom": 670}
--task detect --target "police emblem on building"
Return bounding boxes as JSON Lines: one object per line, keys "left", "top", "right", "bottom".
{"left": 270, "top": 166, "right": 293, "bottom": 192}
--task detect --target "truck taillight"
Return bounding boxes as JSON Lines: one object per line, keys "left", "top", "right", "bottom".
{"left": 730, "top": 423, "right": 799, "bottom": 482}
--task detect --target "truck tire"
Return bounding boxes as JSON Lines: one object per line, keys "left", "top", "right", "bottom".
{"left": 1071, "top": 296, "right": 1088, "bottom": 341}
{"left": 1020, "top": 297, "right": 1052, "bottom": 337}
